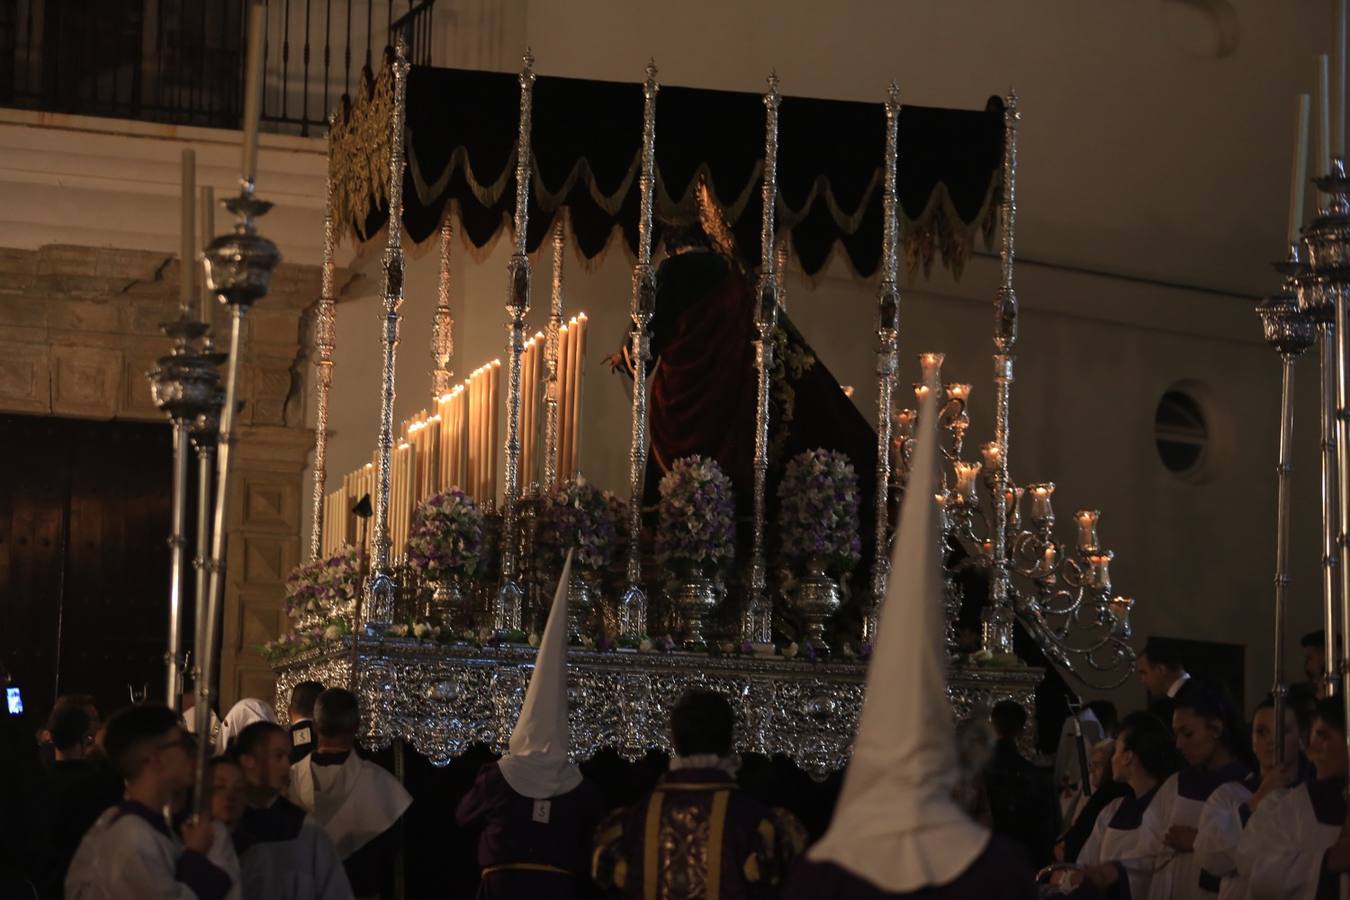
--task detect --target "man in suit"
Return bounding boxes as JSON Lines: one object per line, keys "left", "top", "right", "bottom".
{"left": 1136, "top": 638, "right": 1192, "bottom": 725}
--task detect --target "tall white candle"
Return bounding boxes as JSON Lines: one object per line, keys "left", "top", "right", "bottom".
{"left": 1338, "top": 0, "right": 1347, "bottom": 160}
{"left": 571, "top": 313, "right": 587, "bottom": 475}
{"left": 489, "top": 359, "right": 501, "bottom": 504}
{"left": 1320, "top": 54, "right": 1333, "bottom": 175}
{"left": 180, "top": 149, "right": 195, "bottom": 310}
{"left": 1290, "top": 93, "right": 1311, "bottom": 246}
{"left": 557, "top": 323, "right": 573, "bottom": 478}
{"left": 198, "top": 185, "right": 214, "bottom": 330}
{"left": 241, "top": 0, "right": 267, "bottom": 189}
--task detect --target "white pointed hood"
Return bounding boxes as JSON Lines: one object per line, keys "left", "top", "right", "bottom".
{"left": 806, "top": 378, "right": 990, "bottom": 891}
{"left": 497, "top": 550, "right": 583, "bottom": 799}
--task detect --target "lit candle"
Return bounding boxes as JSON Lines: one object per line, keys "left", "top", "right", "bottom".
{"left": 1028, "top": 482, "right": 1055, "bottom": 526}
{"left": 557, "top": 322, "right": 572, "bottom": 479}
{"left": 489, "top": 359, "right": 501, "bottom": 503}
{"left": 572, "top": 312, "right": 587, "bottom": 475}
{"left": 521, "top": 338, "right": 535, "bottom": 486}
{"left": 198, "top": 185, "right": 214, "bottom": 331}
{"left": 1289, "top": 93, "right": 1311, "bottom": 245}
{"left": 1006, "top": 486, "right": 1024, "bottom": 527}
{"left": 1337, "top": 0, "right": 1347, "bottom": 160}
{"left": 1108, "top": 596, "right": 1134, "bottom": 636}
{"left": 980, "top": 442, "right": 1003, "bottom": 471}
{"left": 918, "top": 352, "right": 944, "bottom": 388}
{"left": 1087, "top": 550, "right": 1114, "bottom": 594}
{"left": 895, "top": 409, "right": 916, "bottom": 439}
{"left": 240, "top": 0, "right": 266, "bottom": 190}
{"left": 1075, "top": 509, "right": 1101, "bottom": 555}
{"left": 913, "top": 383, "right": 931, "bottom": 405}
{"left": 180, "top": 149, "right": 195, "bottom": 311}
{"left": 946, "top": 383, "right": 971, "bottom": 404}
{"left": 953, "top": 460, "right": 982, "bottom": 504}
{"left": 1320, "top": 54, "right": 1333, "bottom": 176}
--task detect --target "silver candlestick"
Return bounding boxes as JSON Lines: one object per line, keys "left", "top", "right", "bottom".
{"left": 364, "top": 39, "right": 411, "bottom": 635}
{"left": 865, "top": 82, "right": 901, "bottom": 645}
{"left": 1258, "top": 247, "right": 1314, "bottom": 763}
{"left": 432, "top": 212, "right": 455, "bottom": 400}
{"left": 309, "top": 118, "right": 339, "bottom": 560}
{"left": 496, "top": 49, "right": 536, "bottom": 634}
{"left": 983, "top": 90, "right": 1019, "bottom": 656}
{"left": 744, "top": 71, "right": 781, "bottom": 645}
{"left": 543, "top": 213, "right": 565, "bottom": 495}
{"left": 620, "top": 61, "right": 660, "bottom": 640}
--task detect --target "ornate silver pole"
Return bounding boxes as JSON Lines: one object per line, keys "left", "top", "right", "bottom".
{"left": 864, "top": 82, "right": 901, "bottom": 645}
{"left": 982, "top": 90, "right": 1019, "bottom": 656}
{"left": 197, "top": 0, "right": 281, "bottom": 815}
{"left": 494, "top": 49, "right": 535, "bottom": 634}
{"left": 431, "top": 213, "right": 455, "bottom": 399}
{"left": 543, "top": 213, "right": 565, "bottom": 495}
{"left": 363, "top": 39, "right": 411, "bottom": 635}
{"left": 149, "top": 151, "right": 210, "bottom": 710}
{"left": 1258, "top": 254, "right": 1313, "bottom": 763}
{"left": 620, "top": 61, "right": 660, "bottom": 640}
{"left": 309, "top": 122, "right": 339, "bottom": 560}
{"left": 742, "top": 71, "right": 782, "bottom": 645}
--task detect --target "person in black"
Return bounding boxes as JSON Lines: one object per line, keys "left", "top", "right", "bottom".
{"left": 287, "top": 681, "right": 325, "bottom": 764}
{"left": 983, "top": 700, "right": 1057, "bottom": 868}
{"left": 1136, "top": 638, "right": 1193, "bottom": 725}
{"left": 43, "top": 703, "right": 121, "bottom": 896}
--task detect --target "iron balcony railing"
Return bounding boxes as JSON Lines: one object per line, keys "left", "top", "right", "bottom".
{"left": 1, "top": 0, "right": 435, "bottom": 136}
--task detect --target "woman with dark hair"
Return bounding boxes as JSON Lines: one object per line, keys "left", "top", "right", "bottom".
{"left": 1063, "top": 711, "right": 1178, "bottom": 899}
{"left": 1195, "top": 693, "right": 1308, "bottom": 900}
{"left": 1148, "top": 687, "right": 1252, "bottom": 899}
{"left": 1243, "top": 697, "right": 1347, "bottom": 899}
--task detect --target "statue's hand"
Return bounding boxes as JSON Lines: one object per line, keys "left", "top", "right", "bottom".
{"left": 605, "top": 351, "right": 629, "bottom": 375}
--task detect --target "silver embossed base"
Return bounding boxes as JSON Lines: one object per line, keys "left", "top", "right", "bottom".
{"left": 272, "top": 639, "right": 1041, "bottom": 775}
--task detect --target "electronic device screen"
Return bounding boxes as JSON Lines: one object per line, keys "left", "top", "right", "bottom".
{"left": 5, "top": 686, "right": 22, "bottom": 716}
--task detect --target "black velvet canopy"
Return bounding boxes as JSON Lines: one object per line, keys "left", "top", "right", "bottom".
{"left": 336, "top": 62, "right": 1006, "bottom": 278}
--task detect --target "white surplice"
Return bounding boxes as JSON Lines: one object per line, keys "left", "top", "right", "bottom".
{"left": 1076, "top": 786, "right": 1169, "bottom": 900}
{"left": 66, "top": 806, "right": 240, "bottom": 900}
{"left": 1193, "top": 781, "right": 1253, "bottom": 900}
{"left": 1240, "top": 781, "right": 1341, "bottom": 900}
{"left": 236, "top": 798, "right": 353, "bottom": 900}
{"left": 289, "top": 751, "right": 411, "bottom": 860}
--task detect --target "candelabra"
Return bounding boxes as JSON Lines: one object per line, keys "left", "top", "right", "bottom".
{"left": 1258, "top": 248, "right": 1315, "bottom": 762}
{"left": 364, "top": 39, "right": 411, "bottom": 635}
{"left": 1296, "top": 156, "right": 1350, "bottom": 716}
{"left": 432, "top": 213, "right": 455, "bottom": 400}
{"left": 893, "top": 351, "right": 1136, "bottom": 689}
{"left": 865, "top": 82, "right": 901, "bottom": 645}
{"left": 744, "top": 71, "right": 781, "bottom": 645}
{"left": 496, "top": 49, "right": 536, "bottom": 633}
{"left": 620, "top": 61, "right": 660, "bottom": 640}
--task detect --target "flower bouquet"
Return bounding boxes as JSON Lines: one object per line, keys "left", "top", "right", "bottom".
{"left": 655, "top": 455, "right": 736, "bottom": 579}
{"left": 656, "top": 455, "right": 735, "bottom": 646}
{"left": 535, "top": 476, "right": 622, "bottom": 574}
{"left": 777, "top": 448, "right": 861, "bottom": 574}
{"left": 777, "top": 448, "right": 860, "bottom": 653}
{"left": 407, "top": 489, "right": 486, "bottom": 583}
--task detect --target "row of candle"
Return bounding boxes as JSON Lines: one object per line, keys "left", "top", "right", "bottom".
{"left": 318, "top": 313, "right": 589, "bottom": 558}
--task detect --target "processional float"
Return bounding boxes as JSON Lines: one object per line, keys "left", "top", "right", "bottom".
{"left": 145, "top": 31, "right": 1141, "bottom": 773}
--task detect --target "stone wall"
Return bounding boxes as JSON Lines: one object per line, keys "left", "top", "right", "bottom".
{"left": 0, "top": 243, "right": 320, "bottom": 708}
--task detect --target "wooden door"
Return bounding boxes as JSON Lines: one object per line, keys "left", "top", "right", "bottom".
{"left": 0, "top": 413, "right": 174, "bottom": 722}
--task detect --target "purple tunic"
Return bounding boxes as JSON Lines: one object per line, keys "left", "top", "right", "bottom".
{"left": 454, "top": 762, "right": 605, "bottom": 900}
{"left": 783, "top": 837, "right": 1037, "bottom": 900}
{"left": 591, "top": 767, "right": 806, "bottom": 900}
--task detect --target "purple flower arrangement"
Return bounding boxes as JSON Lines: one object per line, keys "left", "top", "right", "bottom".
{"left": 777, "top": 448, "right": 861, "bottom": 574}
{"left": 535, "top": 476, "right": 622, "bottom": 573}
{"left": 655, "top": 455, "right": 736, "bottom": 578}
{"left": 407, "top": 489, "right": 486, "bottom": 582}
